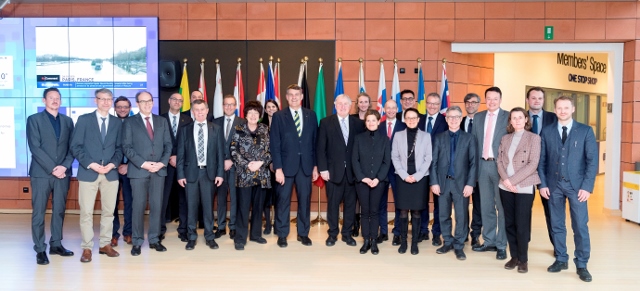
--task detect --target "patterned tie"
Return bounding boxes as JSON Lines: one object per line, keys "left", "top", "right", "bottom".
{"left": 532, "top": 115, "right": 539, "bottom": 135}
{"left": 198, "top": 123, "right": 205, "bottom": 164}
{"left": 427, "top": 116, "right": 433, "bottom": 133}
{"left": 387, "top": 121, "right": 392, "bottom": 140}
{"left": 225, "top": 118, "right": 231, "bottom": 140}
{"left": 100, "top": 117, "right": 107, "bottom": 143}
{"left": 468, "top": 118, "right": 473, "bottom": 133}
{"left": 340, "top": 118, "right": 349, "bottom": 145}
{"left": 172, "top": 115, "right": 178, "bottom": 138}
{"left": 294, "top": 111, "right": 302, "bottom": 137}
{"left": 561, "top": 126, "right": 567, "bottom": 144}
{"left": 482, "top": 112, "right": 494, "bottom": 159}
{"left": 145, "top": 116, "right": 154, "bottom": 141}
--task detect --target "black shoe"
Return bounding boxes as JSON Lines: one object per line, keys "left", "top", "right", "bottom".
{"left": 185, "top": 240, "right": 196, "bottom": 250}
{"left": 431, "top": 236, "right": 442, "bottom": 246}
{"left": 49, "top": 246, "right": 74, "bottom": 256}
{"left": 229, "top": 229, "right": 236, "bottom": 240}
{"left": 505, "top": 257, "right": 519, "bottom": 269}
{"left": 398, "top": 240, "right": 407, "bottom": 254}
{"left": 234, "top": 243, "right": 244, "bottom": 250}
{"left": 392, "top": 235, "right": 401, "bottom": 246}
{"left": 359, "top": 239, "right": 371, "bottom": 254}
{"left": 410, "top": 242, "right": 419, "bottom": 255}
{"left": 158, "top": 234, "right": 165, "bottom": 242}
{"left": 206, "top": 239, "right": 219, "bottom": 249}
{"left": 418, "top": 232, "right": 429, "bottom": 242}
{"left": 297, "top": 235, "right": 312, "bottom": 246}
{"left": 471, "top": 236, "right": 480, "bottom": 247}
{"left": 547, "top": 261, "right": 569, "bottom": 273}
{"left": 436, "top": 244, "right": 454, "bottom": 254}
{"left": 454, "top": 249, "right": 467, "bottom": 260}
{"left": 178, "top": 233, "right": 188, "bottom": 242}
{"left": 472, "top": 244, "right": 498, "bottom": 252}
{"left": 341, "top": 236, "right": 357, "bottom": 246}
{"left": 371, "top": 241, "right": 379, "bottom": 255}
{"left": 131, "top": 246, "right": 141, "bottom": 256}
{"left": 496, "top": 249, "right": 507, "bottom": 260}
{"left": 376, "top": 234, "right": 388, "bottom": 244}
{"left": 277, "top": 237, "right": 288, "bottom": 248}
{"left": 215, "top": 229, "right": 226, "bottom": 239}
{"left": 325, "top": 235, "right": 337, "bottom": 247}
{"left": 36, "top": 252, "right": 49, "bottom": 265}
{"left": 149, "top": 242, "right": 167, "bottom": 252}
{"left": 577, "top": 268, "right": 592, "bottom": 282}
{"left": 263, "top": 226, "right": 272, "bottom": 235}
{"left": 250, "top": 237, "right": 267, "bottom": 244}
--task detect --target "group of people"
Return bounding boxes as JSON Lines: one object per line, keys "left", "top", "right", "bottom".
{"left": 28, "top": 84, "right": 596, "bottom": 283}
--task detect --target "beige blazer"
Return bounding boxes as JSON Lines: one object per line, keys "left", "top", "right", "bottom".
{"left": 497, "top": 130, "right": 541, "bottom": 188}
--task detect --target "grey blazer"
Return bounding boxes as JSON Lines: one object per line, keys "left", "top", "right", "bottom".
{"left": 26, "top": 111, "right": 74, "bottom": 178}
{"left": 121, "top": 113, "right": 173, "bottom": 178}
{"left": 429, "top": 130, "right": 477, "bottom": 195}
{"left": 391, "top": 129, "right": 432, "bottom": 182}
{"left": 71, "top": 111, "right": 123, "bottom": 182}
{"left": 472, "top": 109, "right": 509, "bottom": 163}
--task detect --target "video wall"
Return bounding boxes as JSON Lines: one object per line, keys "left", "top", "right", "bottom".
{"left": 0, "top": 17, "right": 159, "bottom": 177}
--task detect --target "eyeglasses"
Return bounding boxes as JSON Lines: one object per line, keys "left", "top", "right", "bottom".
{"left": 169, "top": 98, "right": 183, "bottom": 103}
{"left": 96, "top": 97, "right": 112, "bottom": 102}
{"left": 426, "top": 102, "right": 440, "bottom": 106}
{"left": 401, "top": 97, "right": 415, "bottom": 101}
{"left": 446, "top": 115, "right": 462, "bottom": 120}
{"left": 223, "top": 103, "right": 236, "bottom": 107}
{"left": 115, "top": 106, "right": 130, "bottom": 110}
{"left": 138, "top": 99, "right": 153, "bottom": 104}
{"left": 465, "top": 101, "right": 480, "bottom": 105}
{"left": 405, "top": 117, "right": 419, "bottom": 121}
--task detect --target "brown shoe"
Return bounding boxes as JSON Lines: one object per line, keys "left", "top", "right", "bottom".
{"left": 504, "top": 257, "right": 519, "bottom": 270}
{"left": 110, "top": 237, "right": 118, "bottom": 247}
{"left": 98, "top": 245, "right": 120, "bottom": 257}
{"left": 123, "top": 235, "right": 132, "bottom": 245}
{"left": 517, "top": 262, "right": 528, "bottom": 273}
{"left": 80, "top": 249, "right": 92, "bottom": 263}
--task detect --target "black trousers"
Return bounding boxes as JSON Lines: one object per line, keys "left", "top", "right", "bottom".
{"left": 236, "top": 186, "right": 265, "bottom": 244}
{"left": 469, "top": 183, "right": 482, "bottom": 238}
{"left": 275, "top": 169, "right": 312, "bottom": 237}
{"left": 355, "top": 182, "right": 385, "bottom": 239}
{"left": 537, "top": 190, "right": 555, "bottom": 248}
{"left": 500, "top": 188, "right": 534, "bottom": 263}
{"left": 161, "top": 165, "right": 185, "bottom": 235}
{"left": 186, "top": 169, "right": 215, "bottom": 241}
{"left": 326, "top": 173, "right": 356, "bottom": 237}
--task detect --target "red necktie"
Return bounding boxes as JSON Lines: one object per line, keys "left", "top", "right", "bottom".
{"left": 387, "top": 121, "right": 392, "bottom": 140}
{"left": 145, "top": 116, "right": 154, "bottom": 141}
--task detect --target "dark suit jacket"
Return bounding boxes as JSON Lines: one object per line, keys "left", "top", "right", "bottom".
{"left": 425, "top": 113, "right": 448, "bottom": 144}
{"left": 352, "top": 130, "right": 391, "bottom": 182}
{"left": 161, "top": 112, "right": 192, "bottom": 156}
{"left": 213, "top": 115, "right": 247, "bottom": 161}
{"left": 270, "top": 107, "right": 318, "bottom": 177}
{"left": 316, "top": 114, "right": 365, "bottom": 184}
{"left": 70, "top": 111, "right": 122, "bottom": 182}
{"left": 176, "top": 121, "right": 224, "bottom": 183}
{"left": 461, "top": 116, "right": 475, "bottom": 133}
{"left": 122, "top": 113, "right": 173, "bottom": 178}
{"left": 430, "top": 130, "right": 477, "bottom": 194}
{"left": 538, "top": 121, "right": 598, "bottom": 193}
{"left": 377, "top": 119, "right": 406, "bottom": 175}
{"left": 26, "top": 111, "right": 74, "bottom": 177}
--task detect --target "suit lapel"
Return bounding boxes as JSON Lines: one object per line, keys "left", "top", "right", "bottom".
{"left": 135, "top": 114, "right": 153, "bottom": 142}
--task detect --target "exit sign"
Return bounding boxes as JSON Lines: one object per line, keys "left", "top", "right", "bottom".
{"left": 545, "top": 26, "right": 554, "bottom": 40}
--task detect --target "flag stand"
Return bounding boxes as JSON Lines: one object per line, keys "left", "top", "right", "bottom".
{"left": 311, "top": 185, "right": 326, "bottom": 226}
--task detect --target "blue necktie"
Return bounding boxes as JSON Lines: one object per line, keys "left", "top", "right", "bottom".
{"left": 447, "top": 132, "right": 456, "bottom": 177}
{"left": 467, "top": 118, "right": 473, "bottom": 133}
{"left": 532, "top": 115, "right": 539, "bottom": 135}
{"left": 427, "top": 117, "right": 433, "bottom": 133}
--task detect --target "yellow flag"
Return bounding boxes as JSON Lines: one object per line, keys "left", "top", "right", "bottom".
{"left": 179, "top": 62, "right": 190, "bottom": 112}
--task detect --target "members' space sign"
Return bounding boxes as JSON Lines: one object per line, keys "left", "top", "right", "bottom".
{"left": 0, "top": 56, "right": 13, "bottom": 90}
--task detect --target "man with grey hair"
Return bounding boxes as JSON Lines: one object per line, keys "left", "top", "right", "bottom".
{"left": 317, "top": 94, "right": 365, "bottom": 247}
{"left": 430, "top": 105, "right": 476, "bottom": 260}
{"left": 462, "top": 92, "right": 482, "bottom": 247}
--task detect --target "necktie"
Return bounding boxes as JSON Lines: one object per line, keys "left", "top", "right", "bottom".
{"left": 172, "top": 115, "right": 178, "bottom": 138}
{"left": 387, "top": 121, "right": 392, "bottom": 140}
{"left": 561, "top": 126, "right": 567, "bottom": 144}
{"left": 448, "top": 132, "right": 456, "bottom": 177}
{"left": 340, "top": 118, "right": 349, "bottom": 145}
{"left": 225, "top": 118, "right": 231, "bottom": 140}
{"left": 532, "top": 115, "right": 539, "bottom": 135}
{"left": 145, "top": 116, "right": 154, "bottom": 141}
{"left": 482, "top": 112, "right": 494, "bottom": 159}
{"left": 121, "top": 118, "right": 127, "bottom": 164}
{"left": 100, "top": 117, "right": 107, "bottom": 143}
{"left": 294, "top": 111, "right": 302, "bottom": 137}
{"left": 468, "top": 118, "right": 473, "bottom": 133}
{"left": 197, "top": 123, "right": 205, "bottom": 164}
{"left": 427, "top": 116, "right": 433, "bottom": 133}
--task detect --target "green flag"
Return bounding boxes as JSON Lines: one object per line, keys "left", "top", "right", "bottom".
{"left": 314, "top": 63, "right": 327, "bottom": 125}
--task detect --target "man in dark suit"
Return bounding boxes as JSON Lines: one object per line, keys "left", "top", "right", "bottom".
{"left": 430, "top": 106, "right": 477, "bottom": 261}
{"left": 112, "top": 96, "right": 134, "bottom": 246}
{"left": 526, "top": 86, "right": 558, "bottom": 248}
{"left": 71, "top": 88, "right": 123, "bottom": 262}
{"left": 213, "top": 94, "right": 246, "bottom": 239}
{"left": 461, "top": 93, "right": 482, "bottom": 247}
{"left": 471, "top": 87, "right": 510, "bottom": 261}
{"left": 122, "top": 91, "right": 173, "bottom": 256}
{"left": 398, "top": 89, "right": 427, "bottom": 131}
{"left": 317, "top": 94, "right": 365, "bottom": 247}
{"left": 377, "top": 99, "right": 406, "bottom": 245}
{"left": 270, "top": 84, "right": 319, "bottom": 247}
{"left": 27, "top": 87, "right": 75, "bottom": 265}
{"left": 177, "top": 99, "right": 225, "bottom": 250}
{"left": 160, "top": 93, "right": 192, "bottom": 242}
{"left": 538, "top": 96, "right": 597, "bottom": 283}
{"left": 419, "top": 92, "right": 448, "bottom": 246}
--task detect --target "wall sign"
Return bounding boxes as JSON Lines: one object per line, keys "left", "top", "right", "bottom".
{"left": 557, "top": 53, "right": 607, "bottom": 75}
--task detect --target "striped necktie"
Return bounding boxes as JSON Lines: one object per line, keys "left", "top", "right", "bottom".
{"left": 294, "top": 111, "right": 302, "bottom": 137}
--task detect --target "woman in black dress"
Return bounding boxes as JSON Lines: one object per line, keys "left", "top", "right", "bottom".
{"left": 391, "top": 108, "right": 432, "bottom": 255}
{"left": 260, "top": 100, "right": 279, "bottom": 235}
{"left": 352, "top": 110, "right": 391, "bottom": 255}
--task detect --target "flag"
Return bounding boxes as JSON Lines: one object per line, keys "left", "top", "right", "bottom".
{"left": 334, "top": 61, "right": 344, "bottom": 114}
{"left": 212, "top": 62, "right": 223, "bottom": 118}
{"left": 198, "top": 61, "right": 208, "bottom": 103}
{"left": 391, "top": 61, "right": 401, "bottom": 112}
{"left": 376, "top": 61, "right": 386, "bottom": 116}
{"left": 274, "top": 60, "right": 280, "bottom": 107}
{"left": 313, "top": 63, "right": 327, "bottom": 188}
{"left": 257, "top": 61, "right": 266, "bottom": 106}
{"left": 179, "top": 62, "right": 190, "bottom": 112}
{"left": 440, "top": 62, "right": 450, "bottom": 115}
{"left": 266, "top": 59, "right": 276, "bottom": 105}
{"left": 234, "top": 62, "right": 244, "bottom": 118}
{"left": 298, "top": 60, "right": 310, "bottom": 109}
{"left": 358, "top": 60, "right": 366, "bottom": 93}
{"left": 416, "top": 62, "right": 426, "bottom": 114}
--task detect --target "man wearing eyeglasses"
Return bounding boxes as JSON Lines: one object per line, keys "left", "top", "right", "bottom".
{"left": 461, "top": 93, "right": 482, "bottom": 247}
{"left": 399, "top": 89, "right": 427, "bottom": 131}
{"left": 160, "top": 93, "right": 193, "bottom": 242}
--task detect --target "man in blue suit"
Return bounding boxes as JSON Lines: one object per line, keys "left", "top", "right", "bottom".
{"left": 538, "top": 96, "right": 597, "bottom": 283}
{"left": 270, "top": 84, "right": 319, "bottom": 248}
{"left": 377, "top": 100, "right": 406, "bottom": 245}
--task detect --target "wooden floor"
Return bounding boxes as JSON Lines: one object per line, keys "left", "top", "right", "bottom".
{"left": 1, "top": 175, "right": 638, "bottom": 290}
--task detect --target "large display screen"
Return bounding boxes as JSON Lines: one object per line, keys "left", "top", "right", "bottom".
{"left": 0, "top": 17, "right": 159, "bottom": 177}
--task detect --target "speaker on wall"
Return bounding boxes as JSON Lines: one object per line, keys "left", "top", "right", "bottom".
{"left": 159, "top": 60, "right": 181, "bottom": 88}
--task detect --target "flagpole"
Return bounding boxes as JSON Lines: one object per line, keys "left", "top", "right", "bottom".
{"left": 311, "top": 57, "right": 327, "bottom": 227}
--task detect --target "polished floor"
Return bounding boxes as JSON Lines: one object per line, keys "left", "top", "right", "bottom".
{"left": 1, "top": 175, "right": 638, "bottom": 290}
